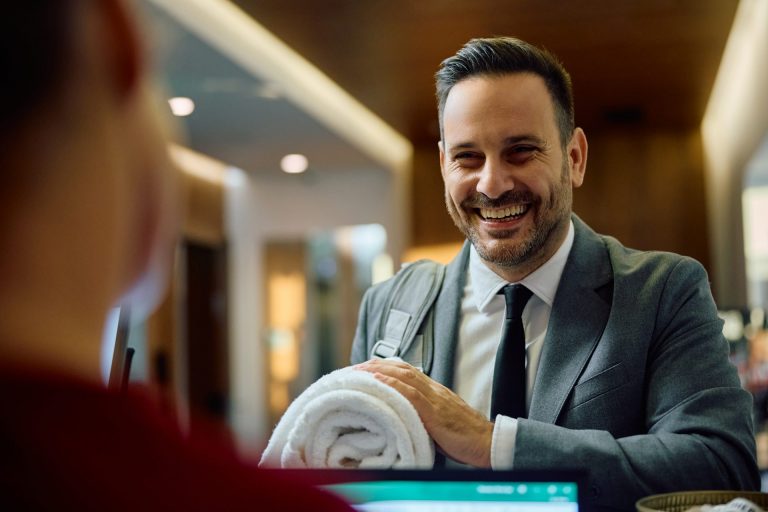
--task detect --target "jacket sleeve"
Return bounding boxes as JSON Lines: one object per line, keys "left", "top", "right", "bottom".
{"left": 514, "top": 258, "right": 759, "bottom": 511}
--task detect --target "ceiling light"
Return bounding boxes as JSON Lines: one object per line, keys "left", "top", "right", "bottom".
{"left": 168, "top": 96, "right": 195, "bottom": 117}
{"left": 280, "top": 154, "right": 308, "bottom": 174}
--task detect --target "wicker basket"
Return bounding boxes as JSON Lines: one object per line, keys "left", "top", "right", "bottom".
{"left": 636, "top": 491, "right": 768, "bottom": 512}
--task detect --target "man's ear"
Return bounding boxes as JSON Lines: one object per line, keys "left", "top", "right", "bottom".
{"left": 99, "top": 0, "right": 143, "bottom": 99}
{"left": 567, "top": 127, "right": 588, "bottom": 189}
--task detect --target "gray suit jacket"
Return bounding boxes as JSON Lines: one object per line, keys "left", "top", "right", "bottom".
{"left": 351, "top": 216, "right": 759, "bottom": 511}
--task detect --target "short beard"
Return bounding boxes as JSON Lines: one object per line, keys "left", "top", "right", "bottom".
{"left": 445, "top": 160, "right": 572, "bottom": 269}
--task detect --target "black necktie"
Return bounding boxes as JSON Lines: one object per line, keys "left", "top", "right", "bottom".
{"left": 491, "top": 284, "right": 533, "bottom": 420}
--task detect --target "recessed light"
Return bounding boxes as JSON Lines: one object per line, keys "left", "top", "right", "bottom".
{"left": 280, "top": 154, "right": 308, "bottom": 174}
{"left": 168, "top": 96, "right": 195, "bottom": 117}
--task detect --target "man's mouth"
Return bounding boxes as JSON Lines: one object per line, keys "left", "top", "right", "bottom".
{"left": 478, "top": 204, "right": 530, "bottom": 221}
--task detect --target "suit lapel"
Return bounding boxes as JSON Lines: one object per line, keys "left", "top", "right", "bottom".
{"left": 528, "top": 216, "right": 613, "bottom": 424}
{"left": 429, "top": 241, "right": 470, "bottom": 388}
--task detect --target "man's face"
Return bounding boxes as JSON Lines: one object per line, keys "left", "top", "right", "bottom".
{"left": 439, "top": 73, "right": 584, "bottom": 274}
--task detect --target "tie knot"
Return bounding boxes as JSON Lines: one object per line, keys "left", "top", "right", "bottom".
{"left": 500, "top": 284, "right": 533, "bottom": 320}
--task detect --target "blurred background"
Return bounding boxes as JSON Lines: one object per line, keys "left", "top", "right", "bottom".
{"left": 121, "top": 0, "right": 767, "bottom": 466}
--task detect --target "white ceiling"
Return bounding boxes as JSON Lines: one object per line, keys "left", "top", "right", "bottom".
{"left": 143, "top": 1, "right": 396, "bottom": 177}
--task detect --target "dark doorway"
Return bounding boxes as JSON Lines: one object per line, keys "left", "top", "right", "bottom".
{"left": 184, "top": 240, "right": 229, "bottom": 437}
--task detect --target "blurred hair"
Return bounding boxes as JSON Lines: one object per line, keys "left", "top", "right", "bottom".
{"left": 435, "top": 37, "right": 575, "bottom": 146}
{"left": 0, "top": 2, "right": 76, "bottom": 137}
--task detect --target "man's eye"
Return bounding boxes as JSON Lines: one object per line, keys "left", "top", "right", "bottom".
{"left": 453, "top": 153, "right": 482, "bottom": 162}
{"left": 505, "top": 146, "right": 537, "bottom": 163}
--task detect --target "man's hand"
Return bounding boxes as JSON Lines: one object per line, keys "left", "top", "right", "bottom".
{"left": 355, "top": 358, "right": 493, "bottom": 468}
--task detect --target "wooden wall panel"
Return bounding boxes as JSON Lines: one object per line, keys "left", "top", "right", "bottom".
{"left": 574, "top": 129, "right": 710, "bottom": 270}
{"left": 180, "top": 171, "right": 224, "bottom": 246}
{"left": 411, "top": 146, "right": 462, "bottom": 247}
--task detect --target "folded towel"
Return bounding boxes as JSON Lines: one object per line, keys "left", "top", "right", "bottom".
{"left": 692, "top": 499, "right": 766, "bottom": 512}
{"left": 259, "top": 365, "right": 434, "bottom": 469}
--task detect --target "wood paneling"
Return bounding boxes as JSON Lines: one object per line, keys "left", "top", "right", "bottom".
{"left": 181, "top": 171, "right": 224, "bottom": 246}
{"left": 575, "top": 129, "right": 710, "bottom": 269}
{"left": 411, "top": 146, "right": 456, "bottom": 247}
{"left": 234, "top": 0, "right": 738, "bottom": 138}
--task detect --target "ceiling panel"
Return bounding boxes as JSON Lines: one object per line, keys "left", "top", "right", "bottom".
{"left": 145, "top": 2, "right": 385, "bottom": 175}
{"left": 232, "top": 0, "right": 739, "bottom": 141}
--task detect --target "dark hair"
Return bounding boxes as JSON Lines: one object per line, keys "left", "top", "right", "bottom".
{"left": 435, "top": 37, "right": 575, "bottom": 146}
{"left": 0, "top": 3, "right": 75, "bottom": 135}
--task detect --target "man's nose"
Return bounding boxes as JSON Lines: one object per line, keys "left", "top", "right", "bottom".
{"left": 476, "top": 159, "right": 514, "bottom": 199}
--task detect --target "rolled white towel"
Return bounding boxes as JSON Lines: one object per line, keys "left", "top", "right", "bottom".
{"left": 259, "top": 365, "right": 434, "bottom": 469}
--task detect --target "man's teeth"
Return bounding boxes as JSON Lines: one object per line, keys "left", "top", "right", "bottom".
{"left": 480, "top": 205, "right": 528, "bottom": 220}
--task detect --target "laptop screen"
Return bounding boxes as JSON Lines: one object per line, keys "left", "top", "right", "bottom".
{"left": 287, "top": 469, "right": 586, "bottom": 512}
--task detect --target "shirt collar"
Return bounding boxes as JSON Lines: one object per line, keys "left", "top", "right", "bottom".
{"left": 469, "top": 219, "right": 575, "bottom": 312}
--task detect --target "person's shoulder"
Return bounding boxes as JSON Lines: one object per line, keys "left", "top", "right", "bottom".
{"left": 598, "top": 232, "right": 707, "bottom": 283}
{"left": 0, "top": 367, "right": 351, "bottom": 511}
{"left": 600, "top": 233, "right": 697, "bottom": 267}
{"left": 364, "top": 258, "right": 446, "bottom": 300}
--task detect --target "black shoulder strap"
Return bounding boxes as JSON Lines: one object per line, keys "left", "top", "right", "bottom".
{"left": 371, "top": 259, "right": 445, "bottom": 373}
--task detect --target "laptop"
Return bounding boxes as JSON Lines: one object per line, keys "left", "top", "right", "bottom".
{"left": 275, "top": 469, "right": 588, "bottom": 512}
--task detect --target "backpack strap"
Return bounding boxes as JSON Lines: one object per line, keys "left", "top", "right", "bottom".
{"left": 370, "top": 259, "right": 445, "bottom": 374}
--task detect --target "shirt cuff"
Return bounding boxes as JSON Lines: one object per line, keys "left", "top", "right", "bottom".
{"left": 490, "top": 414, "right": 518, "bottom": 470}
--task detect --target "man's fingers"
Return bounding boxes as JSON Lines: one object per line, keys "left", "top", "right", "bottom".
{"left": 371, "top": 371, "right": 429, "bottom": 409}
{"left": 356, "top": 360, "right": 425, "bottom": 386}
{"left": 355, "top": 358, "right": 412, "bottom": 372}
{"left": 359, "top": 361, "right": 493, "bottom": 467}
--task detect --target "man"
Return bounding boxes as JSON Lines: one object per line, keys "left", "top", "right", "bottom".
{"left": 353, "top": 37, "right": 759, "bottom": 510}
{"left": 0, "top": 2, "right": 350, "bottom": 510}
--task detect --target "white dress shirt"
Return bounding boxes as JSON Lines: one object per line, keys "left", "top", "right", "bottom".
{"left": 452, "top": 220, "right": 575, "bottom": 469}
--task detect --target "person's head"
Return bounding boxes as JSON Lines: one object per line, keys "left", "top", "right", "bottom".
{"left": 435, "top": 37, "right": 587, "bottom": 280}
{"left": 0, "top": 0, "right": 178, "bottom": 377}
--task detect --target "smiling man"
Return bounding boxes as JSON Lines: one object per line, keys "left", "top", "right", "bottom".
{"left": 440, "top": 71, "right": 584, "bottom": 282}
{"left": 352, "top": 37, "right": 758, "bottom": 511}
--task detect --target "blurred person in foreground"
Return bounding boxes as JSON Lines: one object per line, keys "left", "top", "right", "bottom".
{"left": 0, "top": 1, "right": 350, "bottom": 510}
{"left": 353, "top": 37, "right": 759, "bottom": 510}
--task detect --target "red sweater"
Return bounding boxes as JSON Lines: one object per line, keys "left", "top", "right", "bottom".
{"left": 0, "top": 367, "right": 352, "bottom": 511}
